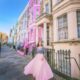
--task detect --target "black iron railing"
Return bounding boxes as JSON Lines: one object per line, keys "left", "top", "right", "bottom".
{"left": 46, "top": 49, "right": 79, "bottom": 80}
{"left": 65, "top": 57, "right": 80, "bottom": 72}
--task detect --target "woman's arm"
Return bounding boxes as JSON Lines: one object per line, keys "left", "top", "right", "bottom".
{"left": 32, "top": 46, "right": 37, "bottom": 57}
{"left": 43, "top": 47, "right": 47, "bottom": 59}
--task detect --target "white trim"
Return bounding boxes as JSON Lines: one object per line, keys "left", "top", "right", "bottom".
{"left": 18, "top": 2, "right": 29, "bottom": 21}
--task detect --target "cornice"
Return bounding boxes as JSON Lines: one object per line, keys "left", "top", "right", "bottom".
{"left": 36, "top": 13, "right": 52, "bottom": 23}
{"left": 52, "top": 39, "right": 80, "bottom": 45}
{"left": 52, "top": 0, "right": 80, "bottom": 15}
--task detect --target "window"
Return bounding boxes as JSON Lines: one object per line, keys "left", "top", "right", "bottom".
{"left": 36, "top": 8, "right": 39, "bottom": 18}
{"left": 57, "top": 0, "right": 63, "bottom": 4}
{"left": 77, "top": 11, "right": 80, "bottom": 38}
{"left": 45, "top": 3, "right": 49, "bottom": 13}
{"left": 58, "top": 14, "right": 68, "bottom": 40}
{"left": 47, "top": 26, "right": 50, "bottom": 45}
{"left": 40, "top": 0, "right": 42, "bottom": 4}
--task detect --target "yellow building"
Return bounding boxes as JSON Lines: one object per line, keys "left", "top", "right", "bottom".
{"left": 0, "top": 32, "right": 8, "bottom": 44}
{"left": 0, "top": 32, "right": 2, "bottom": 39}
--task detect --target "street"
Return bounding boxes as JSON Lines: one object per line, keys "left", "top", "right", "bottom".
{"left": 0, "top": 45, "right": 33, "bottom": 80}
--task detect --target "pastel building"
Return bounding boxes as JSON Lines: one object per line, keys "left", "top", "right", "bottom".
{"left": 36, "top": 0, "right": 53, "bottom": 47}
{"left": 52, "top": 0, "right": 80, "bottom": 79}
{"left": 13, "top": 26, "right": 17, "bottom": 46}
{"left": 27, "top": 0, "right": 41, "bottom": 51}
{"left": 9, "top": 27, "right": 15, "bottom": 45}
{"left": 17, "top": 3, "right": 29, "bottom": 45}
{"left": 13, "top": 0, "right": 80, "bottom": 79}
{"left": 17, "top": 17, "right": 26, "bottom": 44}
{"left": 16, "top": 0, "right": 42, "bottom": 50}
{"left": 0, "top": 32, "right": 8, "bottom": 44}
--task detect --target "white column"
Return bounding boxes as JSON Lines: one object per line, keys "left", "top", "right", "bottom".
{"left": 68, "top": 11, "right": 79, "bottom": 78}
{"left": 43, "top": 23, "right": 47, "bottom": 46}
{"left": 54, "top": 17, "right": 58, "bottom": 42}
{"left": 53, "top": 0, "right": 56, "bottom": 6}
{"left": 68, "top": 11, "right": 77, "bottom": 39}
{"left": 36, "top": 26, "right": 38, "bottom": 45}
{"left": 49, "top": 24, "right": 52, "bottom": 45}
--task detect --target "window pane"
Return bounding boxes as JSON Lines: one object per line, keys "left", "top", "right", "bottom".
{"left": 58, "top": 15, "right": 68, "bottom": 40}
{"left": 45, "top": 3, "right": 49, "bottom": 13}
{"left": 78, "top": 25, "right": 80, "bottom": 37}
{"left": 57, "top": 0, "right": 63, "bottom": 4}
{"left": 77, "top": 11, "right": 80, "bottom": 38}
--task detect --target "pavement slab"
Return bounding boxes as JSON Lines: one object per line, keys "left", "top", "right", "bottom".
{"left": 0, "top": 45, "right": 33, "bottom": 80}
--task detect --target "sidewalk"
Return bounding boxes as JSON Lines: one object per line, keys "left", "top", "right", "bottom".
{"left": 0, "top": 45, "right": 33, "bottom": 80}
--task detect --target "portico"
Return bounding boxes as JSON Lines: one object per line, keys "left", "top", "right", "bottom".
{"left": 36, "top": 13, "right": 53, "bottom": 47}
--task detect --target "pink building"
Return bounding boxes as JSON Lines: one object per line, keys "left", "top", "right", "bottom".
{"left": 28, "top": 0, "right": 42, "bottom": 50}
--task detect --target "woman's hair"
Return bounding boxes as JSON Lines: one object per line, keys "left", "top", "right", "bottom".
{"left": 37, "top": 41, "right": 43, "bottom": 47}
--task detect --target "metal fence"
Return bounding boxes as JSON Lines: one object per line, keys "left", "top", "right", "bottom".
{"left": 46, "top": 49, "right": 79, "bottom": 80}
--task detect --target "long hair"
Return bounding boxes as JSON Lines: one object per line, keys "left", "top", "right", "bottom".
{"left": 37, "top": 41, "right": 43, "bottom": 47}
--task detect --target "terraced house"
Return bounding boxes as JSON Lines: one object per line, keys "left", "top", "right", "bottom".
{"left": 52, "top": 0, "right": 80, "bottom": 79}
{"left": 13, "top": 0, "right": 80, "bottom": 79}
{"left": 27, "top": 0, "right": 41, "bottom": 51}
{"left": 36, "top": 0, "right": 53, "bottom": 47}
{"left": 16, "top": 3, "right": 29, "bottom": 46}
{"left": 36, "top": 0, "right": 80, "bottom": 79}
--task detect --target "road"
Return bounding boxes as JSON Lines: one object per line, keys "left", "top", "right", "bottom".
{"left": 0, "top": 45, "right": 33, "bottom": 80}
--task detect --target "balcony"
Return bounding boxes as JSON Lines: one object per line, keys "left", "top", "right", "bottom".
{"left": 36, "top": 12, "right": 52, "bottom": 25}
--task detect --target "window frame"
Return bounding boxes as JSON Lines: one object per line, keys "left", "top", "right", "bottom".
{"left": 57, "top": 14, "right": 68, "bottom": 40}
{"left": 56, "top": 0, "right": 64, "bottom": 4}
{"left": 77, "top": 11, "right": 80, "bottom": 38}
{"left": 45, "top": 3, "right": 49, "bottom": 13}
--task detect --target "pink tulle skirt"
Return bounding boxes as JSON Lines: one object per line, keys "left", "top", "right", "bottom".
{"left": 24, "top": 53, "right": 53, "bottom": 80}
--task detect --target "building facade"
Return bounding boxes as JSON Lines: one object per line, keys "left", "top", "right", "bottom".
{"left": 8, "top": 27, "right": 15, "bottom": 45}
{"left": 52, "top": 0, "right": 80, "bottom": 79}
{"left": 27, "top": 0, "right": 41, "bottom": 51}
{"left": 36, "top": 0, "right": 53, "bottom": 47}
{"left": 17, "top": 0, "right": 42, "bottom": 52}
{"left": 0, "top": 32, "right": 8, "bottom": 44}
{"left": 16, "top": 3, "right": 29, "bottom": 46}
{"left": 12, "top": 0, "right": 80, "bottom": 79}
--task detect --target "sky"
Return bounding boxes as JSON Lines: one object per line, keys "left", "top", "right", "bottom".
{"left": 0, "top": 0, "right": 28, "bottom": 36}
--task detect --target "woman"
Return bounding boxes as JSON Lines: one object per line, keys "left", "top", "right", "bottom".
{"left": 24, "top": 41, "right": 53, "bottom": 80}
{"left": 24, "top": 43, "right": 29, "bottom": 55}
